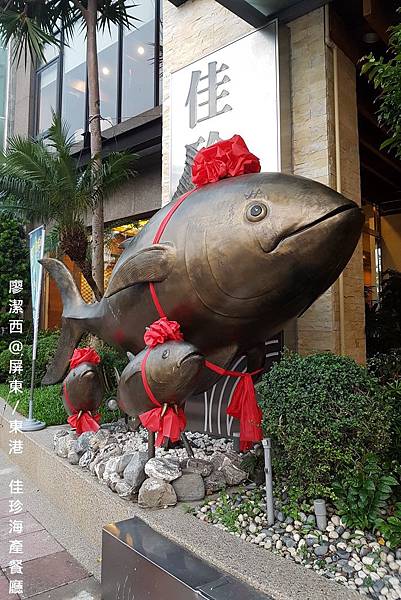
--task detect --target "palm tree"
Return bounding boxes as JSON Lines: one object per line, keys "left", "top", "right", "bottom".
{"left": 0, "top": 113, "right": 135, "bottom": 301}
{"left": 0, "top": 1, "right": 137, "bottom": 296}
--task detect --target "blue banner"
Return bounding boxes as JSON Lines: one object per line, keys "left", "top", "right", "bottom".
{"left": 28, "top": 226, "right": 45, "bottom": 341}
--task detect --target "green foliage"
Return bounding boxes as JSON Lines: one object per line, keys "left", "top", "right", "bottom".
{"left": 209, "top": 489, "right": 263, "bottom": 533}
{"left": 0, "top": 382, "right": 117, "bottom": 426}
{"left": 97, "top": 344, "right": 127, "bottom": 398}
{"left": 0, "top": 113, "right": 136, "bottom": 298}
{"left": 0, "top": 216, "right": 30, "bottom": 352}
{"left": 0, "top": 329, "right": 60, "bottom": 386}
{"left": 377, "top": 503, "right": 401, "bottom": 549}
{"left": 0, "top": 2, "right": 137, "bottom": 65}
{"left": 333, "top": 454, "right": 398, "bottom": 531}
{"left": 361, "top": 22, "right": 401, "bottom": 159}
{"left": 241, "top": 445, "right": 265, "bottom": 485}
{"left": 365, "top": 270, "right": 401, "bottom": 356}
{"left": 384, "top": 380, "right": 401, "bottom": 473}
{"left": 257, "top": 351, "right": 392, "bottom": 502}
{"left": 368, "top": 349, "right": 401, "bottom": 384}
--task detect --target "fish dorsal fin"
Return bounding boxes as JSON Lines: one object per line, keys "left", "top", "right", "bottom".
{"left": 104, "top": 243, "right": 176, "bottom": 298}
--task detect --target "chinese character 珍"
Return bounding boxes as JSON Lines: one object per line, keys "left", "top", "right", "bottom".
{"left": 9, "top": 499, "right": 23, "bottom": 514}
{"left": 185, "top": 61, "right": 232, "bottom": 129}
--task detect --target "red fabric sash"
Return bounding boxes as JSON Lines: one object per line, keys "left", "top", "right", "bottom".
{"left": 63, "top": 382, "right": 101, "bottom": 435}
{"left": 138, "top": 347, "right": 186, "bottom": 446}
{"left": 142, "top": 164, "right": 264, "bottom": 449}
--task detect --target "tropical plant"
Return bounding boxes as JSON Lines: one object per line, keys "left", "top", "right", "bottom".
{"left": 361, "top": 18, "right": 401, "bottom": 159}
{"left": 368, "top": 349, "right": 401, "bottom": 384}
{"left": 0, "top": 0, "right": 137, "bottom": 295}
{"left": 0, "top": 113, "right": 135, "bottom": 300}
{"left": 333, "top": 454, "right": 398, "bottom": 531}
{"left": 377, "top": 502, "right": 401, "bottom": 548}
{"left": 257, "top": 351, "right": 392, "bottom": 501}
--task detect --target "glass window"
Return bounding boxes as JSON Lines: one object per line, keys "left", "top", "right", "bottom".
{"left": 35, "top": 1, "right": 160, "bottom": 137}
{"left": 98, "top": 25, "right": 119, "bottom": 130}
{"left": 37, "top": 62, "right": 58, "bottom": 135}
{"left": 62, "top": 25, "right": 86, "bottom": 143}
{"left": 122, "top": 3, "right": 156, "bottom": 121}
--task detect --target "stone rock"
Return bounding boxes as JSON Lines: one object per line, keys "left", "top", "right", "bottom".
{"left": 75, "top": 432, "right": 95, "bottom": 454}
{"left": 116, "top": 453, "right": 134, "bottom": 475}
{"left": 314, "top": 545, "right": 329, "bottom": 557}
{"left": 94, "top": 461, "right": 106, "bottom": 480}
{"left": 115, "top": 480, "right": 136, "bottom": 500}
{"left": 220, "top": 457, "right": 247, "bottom": 486}
{"left": 172, "top": 473, "right": 205, "bottom": 502}
{"left": 210, "top": 450, "right": 241, "bottom": 471}
{"left": 144, "top": 457, "right": 182, "bottom": 482}
{"left": 55, "top": 433, "right": 76, "bottom": 458}
{"left": 124, "top": 452, "right": 147, "bottom": 492}
{"left": 89, "top": 429, "right": 116, "bottom": 451}
{"left": 204, "top": 470, "right": 226, "bottom": 495}
{"left": 79, "top": 450, "right": 93, "bottom": 468}
{"left": 138, "top": 478, "right": 177, "bottom": 508}
{"left": 103, "top": 457, "right": 121, "bottom": 483}
{"left": 180, "top": 458, "right": 213, "bottom": 477}
{"left": 67, "top": 451, "right": 80, "bottom": 465}
{"left": 107, "top": 472, "right": 121, "bottom": 492}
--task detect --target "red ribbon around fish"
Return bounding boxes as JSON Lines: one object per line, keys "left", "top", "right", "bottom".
{"left": 64, "top": 348, "right": 102, "bottom": 435}
{"left": 139, "top": 135, "right": 263, "bottom": 451}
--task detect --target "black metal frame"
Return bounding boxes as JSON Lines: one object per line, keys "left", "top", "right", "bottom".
{"left": 168, "top": 0, "right": 332, "bottom": 26}
{"left": 34, "top": 1, "right": 161, "bottom": 139}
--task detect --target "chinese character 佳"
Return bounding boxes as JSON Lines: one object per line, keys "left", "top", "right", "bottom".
{"left": 185, "top": 61, "right": 232, "bottom": 129}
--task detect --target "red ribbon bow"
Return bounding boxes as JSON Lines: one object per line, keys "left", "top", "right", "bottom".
{"left": 67, "top": 411, "right": 101, "bottom": 436}
{"left": 139, "top": 318, "right": 187, "bottom": 446}
{"left": 144, "top": 317, "right": 183, "bottom": 348}
{"left": 192, "top": 134, "right": 261, "bottom": 187}
{"left": 139, "top": 403, "right": 186, "bottom": 447}
{"left": 70, "top": 347, "right": 100, "bottom": 369}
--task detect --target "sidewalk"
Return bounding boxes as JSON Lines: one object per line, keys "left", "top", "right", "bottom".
{"left": 0, "top": 449, "right": 101, "bottom": 600}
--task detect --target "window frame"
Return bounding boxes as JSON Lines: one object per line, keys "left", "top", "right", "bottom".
{"left": 34, "top": 1, "right": 161, "bottom": 139}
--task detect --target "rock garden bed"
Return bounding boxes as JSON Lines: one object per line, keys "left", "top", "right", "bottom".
{"left": 53, "top": 422, "right": 247, "bottom": 508}
{"left": 193, "top": 488, "right": 401, "bottom": 600}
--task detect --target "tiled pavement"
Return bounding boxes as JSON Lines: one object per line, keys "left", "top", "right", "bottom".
{"left": 0, "top": 497, "right": 101, "bottom": 599}
{"left": 0, "top": 452, "right": 101, "bottom": 600}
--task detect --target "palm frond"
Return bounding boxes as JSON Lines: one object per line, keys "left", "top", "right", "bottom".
{"left": 97, "top": 1, "right": 139, "bottom": 32}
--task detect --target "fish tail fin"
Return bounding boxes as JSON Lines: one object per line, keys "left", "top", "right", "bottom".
{"left": 40, "top": 258, "right": 90, "bottom": 385}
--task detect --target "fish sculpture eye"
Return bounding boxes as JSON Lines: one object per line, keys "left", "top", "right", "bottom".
{"left": 162, "top": 349, "right": 170, "bottom": 359}
{"left": 246, "top": 202, "right": 268, "bottom": 222}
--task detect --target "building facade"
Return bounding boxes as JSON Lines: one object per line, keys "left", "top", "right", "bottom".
{"left": 6, "top": 0, "right": 401, "bottom": 364}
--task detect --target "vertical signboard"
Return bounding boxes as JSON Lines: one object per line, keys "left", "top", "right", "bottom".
{"left": 169, "top": 24, "right": 282, "bottom": 437}
{"left": 170, "top": 22, "right": 279, "bottom": 200}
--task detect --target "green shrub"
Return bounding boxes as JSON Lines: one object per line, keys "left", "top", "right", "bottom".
{"left": 257, "top": 351, "right": 392, "bottom": 502}
{"left": 0, "top": 329, "right": 60, "bottom": 385}
{"left": 376, "top": 502, "right": 401, "bottom": 548}
{"left": 97, "top": 344, "right": 128, "bottom": 398}
{"left": 0, "top": 217, "right": 30, "bottom": 351}
{"left": 333, "top": 454, "right": 398, "bottom": 531}
{"left": 0, "top": 382, "right": 118, "bottom": 426}
{"left": 368, "top": 349, "right": 401, "bottom": 384}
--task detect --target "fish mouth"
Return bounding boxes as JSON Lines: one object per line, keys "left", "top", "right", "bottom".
{"left": 265, "top": 203, "right": 362, "bottom": 253}
{"left": 177, "top": 351, "right": 203, "bottom": 367}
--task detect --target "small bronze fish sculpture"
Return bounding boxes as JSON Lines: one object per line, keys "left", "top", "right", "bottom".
{"left": 117, "top": 339, "right": 204, "bottom": 433}
{"left": 41, "top": 171, "right": 363, "bottom": 392}
{"left": 62, "top": 348, "right": 105, "bottom": 435}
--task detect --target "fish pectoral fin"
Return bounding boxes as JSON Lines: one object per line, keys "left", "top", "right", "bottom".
{"left": 104, "top": 243, "right": 176, "bottom": 298}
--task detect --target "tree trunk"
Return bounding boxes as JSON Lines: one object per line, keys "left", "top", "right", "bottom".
{"left": 73, "top": 257, "right": 102, "bottom": 302}
{"left": 86, "top": 0, "right": 104, "bottom": 296}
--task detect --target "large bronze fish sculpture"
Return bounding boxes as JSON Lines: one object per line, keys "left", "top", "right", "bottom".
{"left": 41, "top": 172, "right": 363, "bottom": 390}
